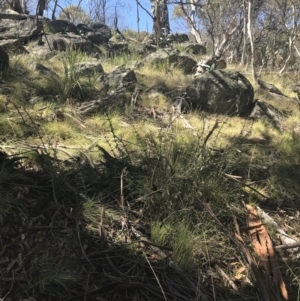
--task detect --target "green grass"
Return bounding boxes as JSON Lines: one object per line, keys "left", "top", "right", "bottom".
{"left": 151, "top": 220, "right": 195, "bottom": 272}
{"left": 1, "top": 47, "right": 300, "bottom": 300}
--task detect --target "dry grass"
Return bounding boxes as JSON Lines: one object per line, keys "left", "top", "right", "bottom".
{"left": 138, "top": 64, "right": 191, "bottom": 89}
{"left": 1, "top": 47, "right": 300, "bottom": 301}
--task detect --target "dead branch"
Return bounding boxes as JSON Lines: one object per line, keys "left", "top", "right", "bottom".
{"left": 275, "top": 242, "right": 300, "bottom": 251}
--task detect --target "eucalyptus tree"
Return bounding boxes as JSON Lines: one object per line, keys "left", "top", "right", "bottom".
{"left": 150, "top": 0, "right": 170, "bottom": 36}
{"left": 172, "top": 0, "right": 204, "bottom": 43}
{"left": 172, "top": 0, "right": 243, "bottom": 56}
{"left": 58, "top": 4, "right": 90, "bottom": 24}
{"left": 245, "top": 0, "right": 257, "bottom": 81}
{"left": 265, "top": 0, "right": 300, "bottom": 74}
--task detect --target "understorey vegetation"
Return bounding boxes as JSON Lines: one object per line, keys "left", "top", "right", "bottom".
{"left": 1, "top": 35, "right": 300, "bottom": 301}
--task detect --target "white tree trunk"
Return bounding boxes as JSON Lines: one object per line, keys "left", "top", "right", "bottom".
{"left": 247, "top": 0, "right": 257, "bottom": 83}
{"left": 279, "top": 36, "right": 294, "bottom": 74}
{"left": 279, "top": 4, "right": 297, "bottom": 75}
{"left": 294, "top": 45, "right": 300, "bottom": 57}
{"left": 215, "top": 15, "right": 242, "bottom": 57}
{"left": 180, "top": 0, "right": 203, "bottom": 44}
{"left": 190, "top": 0, "right": 202, "bottom": 43}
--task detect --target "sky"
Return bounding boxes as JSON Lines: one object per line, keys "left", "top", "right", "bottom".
{"left": 43, "top": 0, "right": 186, "bottom": 33}
{"left": 111, "top": 1, "right": 187, "bottom": 33}
{"left": 122, "top": 0, "right": 154, "bottom": 32}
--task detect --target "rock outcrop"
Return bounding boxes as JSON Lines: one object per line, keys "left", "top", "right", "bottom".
{"left": 145, "top": 48, "right": 197, "bottom": 74}
{"left": 194, "top": 56, "right": 227, "bottom": 75}
{"left": 0, "top": 16, "right": 41, "bottom": 42}
{"left": 72, "top": 60, "right": 104, "bottom": 77}
{"left": 0, "top": 11, "right": 112, "bottom": 59}
{"left": 1, "top": 9, "right": 285, "bottom": 124}
{"left": 98, "top": 65, "right": 137, "bottom": 95}
{"left": 181, "top": 42, "right": 206, "bottom": 55}
{"left": 186, "top": 70, "right": 255, "bottom": 116}
{"left": 249, "top": 99, "right": 284, "bottom": 127}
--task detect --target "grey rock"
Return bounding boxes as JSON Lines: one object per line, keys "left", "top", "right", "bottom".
{"left": 87, "top": 23, "right": 111, "bottom": 44}
{"left": 135, "top": 43, "right": 157, "bottom": 56}
{"left": 29, "top": 48, "right": 57, "bottom": 60}
{"left": 28, "top": 33, "right": 102, "bottom": 57}
{"left": 289, "top": 85, "right": 300, "bottom": 99}
{"left": 27, "top": 62, "right": 55, "bottom": 75}
{"left": 257, "top": 78, "right": 284, "bottom": 96}
{"left": 45, "top": 19, "right": 77, "bottom": 34}
{"left": 194, "top": 56, "right": 227, "bottom": 75}
{"left": 0, "top": 39, "right": 28, "bottom": 54}
{"left": 103, "top": 41, "right": 129, "bottom": 57}
{"left": 181, "top": 42, "right": 206, "bottom": 55}
{"left": 145, "top": 48, "right": 179, "bottom": 65}
{"left": 76, "top": 23, "right": 93, "bottom": 33}
{"left": 166, "top": 33, "right": 189, "bottom": 43}
{"left": 145, "top": 48, "right": 197, "bottom": 74}
{"left": 186, "top": 70, "right": 255, "bottom": 116}
{"left": 249, "top": 99, "right": 284, "bottom": 126}
{"left": 173, "top": 53, "right": 197, "bottom": 74}
{"left": 0, "top": 17, "right": 108, "bottom": 58}
{"left": 51, "top": 36, "right": 69, "bottom": 51}
{"left": 98, "top": 65, "right": 137, "bottom": 95}
{"left": 0, "top": 9, "right": 27, "bottom": 20}
{"left": 69, "top": 34, "right": 102, "bottom": 55}
{"left": 0, "top": 17, "right": 41, "bottom": 41}
{"left": 76, "top": 23, "right": 112, "bottom": 44}
{"left": 73, "top": 61, "right": 104, "bottom": 77}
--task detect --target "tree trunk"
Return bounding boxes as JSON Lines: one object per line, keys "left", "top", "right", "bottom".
{"left": 215, "top": 15, "right": 242, "bottom": 57}
{"left": 189, "top": 0, "right": 202, "bottom": 43}
{"left": 241, "top": 0, "right": 247, "bottom": 65}
{"left": 154, "top": 1, "right": 161, "bottom": 37}
{"left": 247, "top": 0, "right": 257, "bottom": 83}
{"left": 151, "top": 0, "right": 170, "bottom": 36}
{"left": 279, "top": 35, "right": 294, "bottom": 74}
{"left": 38, "top": 0, "right": 46, "bottom": 16}
{"left": 179, "top": 0, "right": 202, "bottom": 44}
{"left": 10, "top": 0, "right": 26, "bottom": 13}
{"left": 52, "top": 0, "right": 58, "bottom": 20}
{"left": 279, "top": 4, "right": 296, "bottom": 75}
{"left": 294, "top": 45, "right": 300, "bottom": 57}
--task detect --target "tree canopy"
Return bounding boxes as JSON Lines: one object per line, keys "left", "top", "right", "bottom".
{"left": 58, "top": 4, "right": 90, "bottom": 24}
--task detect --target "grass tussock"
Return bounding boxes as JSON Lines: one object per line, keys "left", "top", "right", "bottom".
{"left": 1, "top": 47, "right": 300, "bottom": 301}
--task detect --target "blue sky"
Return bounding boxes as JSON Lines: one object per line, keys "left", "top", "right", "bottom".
{"left": 44, "top": 0, "right": 186, "bottom": 33}
{"left": 115, "top": 1, "right": 186, "bottom": 33}
{"left": 123, "top": 0, "right": 153, "bottom": 32}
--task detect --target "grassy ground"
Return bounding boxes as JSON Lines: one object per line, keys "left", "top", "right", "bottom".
{"left": 0, "top": 48, "right": 300, "bottom": 301}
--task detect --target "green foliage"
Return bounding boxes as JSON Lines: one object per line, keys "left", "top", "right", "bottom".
{"left": 0, "top": 114, "right": 25, "bottom": 138}
{"left": 25, "top": 266, "right": 82, "bottom": 298}
{"left": 58, "top": 5, "right": 90, "bottom": 24}
{"left": 1, "top": 42, "right": 300, "bottom": 301}
{"left": 152, "top": 220, "right": 195, "bottom": 272}
{"left": 172, "top": 4, "right": 184, "bottom": 20}
{"left": 42, "top": 50, "right": 97, "bottom": 102}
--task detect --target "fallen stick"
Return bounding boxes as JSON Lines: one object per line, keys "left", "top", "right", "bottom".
{"left": 275, "top": 242, "right": 300, "bottom": 251}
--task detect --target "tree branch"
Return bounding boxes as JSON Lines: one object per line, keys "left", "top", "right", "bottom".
{"left": 135, "top": 0, "right": 154, "bottom": 20}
